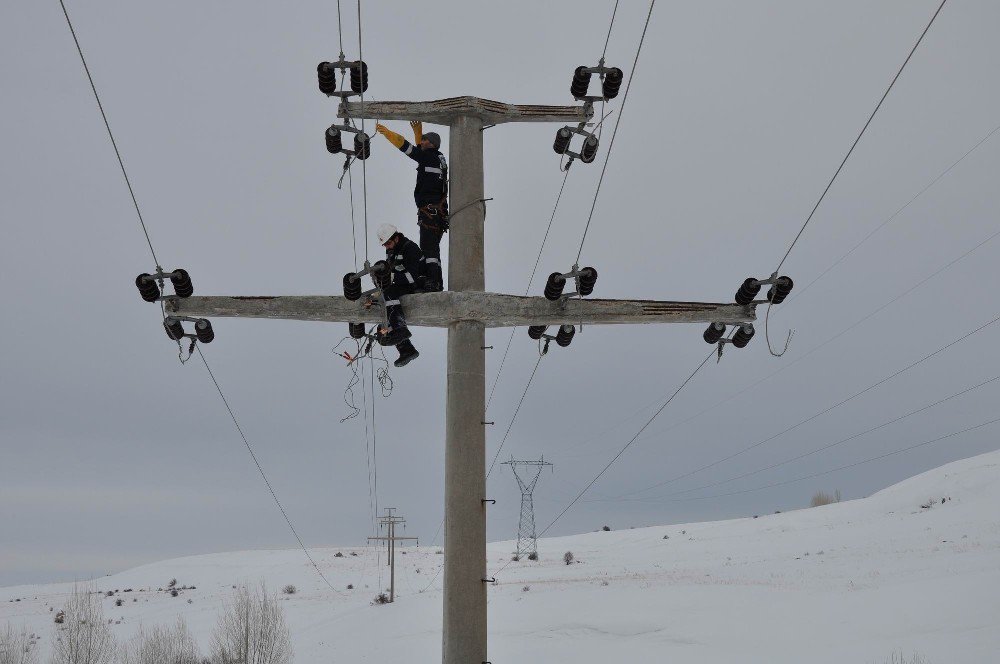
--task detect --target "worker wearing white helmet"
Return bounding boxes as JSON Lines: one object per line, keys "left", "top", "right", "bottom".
{"left": 374, "top": 120, "right": 448, "bottom": 292}
{"left": 375, "top": 223, "right": 423, "bottom": 367}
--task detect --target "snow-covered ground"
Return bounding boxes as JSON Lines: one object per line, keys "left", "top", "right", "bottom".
{"left": 4, "top": 450, "right": 999, "bottom": 663}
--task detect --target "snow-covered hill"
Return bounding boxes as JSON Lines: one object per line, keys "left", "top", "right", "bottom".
{"left": 4, "top": 450, "right": 999, "bottom": 663}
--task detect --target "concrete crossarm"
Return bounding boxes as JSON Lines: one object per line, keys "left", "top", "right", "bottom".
{"left": 166, "top": 292, "right": 755, "bottom": 328}
{"left": 338, "top": 96, "right": 592, "bottom": 125}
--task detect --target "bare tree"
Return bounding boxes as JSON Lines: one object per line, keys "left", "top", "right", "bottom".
{"left": 119, "top": 618, "right": 200, "bottom": 664}
{"left": 210, "top": 582, "right": 292, "bottom": 664}
{"left": 1, "top": 624, "right": 38, "bottom": 664}
{"left": 49, "top": 586, "right": 116, "bottom": 664}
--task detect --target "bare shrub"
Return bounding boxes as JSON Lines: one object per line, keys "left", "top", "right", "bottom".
{"left": 49, "top": 585, "right": 116, "bottom": 664}
{"left": 373, "top": 593, "right": 390, "bottom": 605}
{"left": 881, "top": 652, "right": 930, "bottom": 664}
{"left": 563, "top": 551, "right": 574, "bottom": 565}
{"left": 527, "top": 552, "right": 538, "bottom": 561}
{"left": 0, "top": 624, "right": 38, "bottom": 664}
{"left": 166, "top": 579, "right": 177, "bottom": 589}
{"left": 281, "top": 585, "right": 296, "bottom": 595}
{"left": 521, "top": 586, "right": 530, "bottom": 592}
{"left": 810, "top": 490, "right": 841, "bottom": 507}
{"left": 120, "top": 618, "right": 200, "bottom": 664}
{"left": 210, "top": 582, "right": 292, "bottom": 664}
{"left": 601, "top": 525, "right": 611, "bottom": 531}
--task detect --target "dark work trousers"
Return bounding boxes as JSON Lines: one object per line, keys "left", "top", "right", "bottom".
{"left": 418, "top": 208, "right": 445, "bottom": 289}
{"left": 380, "top": 281, "right": 414, "bottom": 345}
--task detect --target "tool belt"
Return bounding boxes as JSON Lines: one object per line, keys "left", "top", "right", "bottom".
{"left": 417, "top": 199, "right": 449, "bottom": 233}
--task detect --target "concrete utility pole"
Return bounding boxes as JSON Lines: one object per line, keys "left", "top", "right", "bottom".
{"left": 169, "top": 95, "right": 758, "bottom": 664}
{"left": 502, "top": 456, "right": 553, "bottom": 559}
{"left": 367, "top": 507, "right": 417, "bottom": 604}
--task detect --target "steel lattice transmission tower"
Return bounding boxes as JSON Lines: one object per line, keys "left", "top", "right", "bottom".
{"left": 502, "top": 456, "right": 553, "bottom": 558}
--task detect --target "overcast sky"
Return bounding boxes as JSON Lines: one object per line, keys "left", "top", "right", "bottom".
{"left": 2, "top": 0, "right": 999, "bottom": 587}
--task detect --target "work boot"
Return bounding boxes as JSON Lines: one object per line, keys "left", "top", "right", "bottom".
{"left": 424, "top": 261, "right": 444, "bottom": 292}
{"left": 378, "top": 325, "right": 411, "bottom": 347}
{"left": 394, "top": 338, "right": 419, "bottom": 367}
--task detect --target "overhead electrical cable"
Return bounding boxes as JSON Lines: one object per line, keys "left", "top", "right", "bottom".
{"left": 57, "top": 0, "right": 160, "bottom": 268}
{"left": 609, "top": 372, "right": 1000, "bottom": 502}
{"left": 623, "top": 311, "right": 1000, "bottom": 498}
{"left": 765, "top": 0, "right": 949, "bottom": 355}
{"left": 588, "top": 222, "right": 1000, "bottom": 500}
{"left": 668, "top": 415, "right": 1000, "bottom": 503}
{"left": 486, "top": 169, "right": 570, "bottom": 412}
{"left": 486, "top": 354, "right": 544, "bottom": 479}
{"left": 575, "top": 0, "right": 657, "bottom": 264}
{"left": 197, "top": 348, "right": 341, "bottom": 594}
{"left": 782, "top": 121, "right": 1000, "bottom": 306}
{"left": 491, "top": 346, "right": 715, "bottom": 579}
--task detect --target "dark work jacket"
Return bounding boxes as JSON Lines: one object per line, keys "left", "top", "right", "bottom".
{"left": 386, "top": 234, "right": 425, "bottom": 290}
{"left": 397, "top": 139, "right": 447, "bottom": 206}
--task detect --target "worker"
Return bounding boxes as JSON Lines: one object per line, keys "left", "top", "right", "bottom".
{"left": 374, "top": 120, "right": 448, "bottom": 292}
{"left": 375, "top": 223, "right": 422, "bottom": 367}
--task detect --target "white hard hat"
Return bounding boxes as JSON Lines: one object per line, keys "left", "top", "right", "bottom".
{"left": 377, "top": 223, "right": 398, "bottom": 245}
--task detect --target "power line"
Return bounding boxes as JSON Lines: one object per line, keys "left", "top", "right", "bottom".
{"left": 356, "top": 0, "right": 370, "bottom": 260}
{"left": 539, "top": 348, "right": 714, "bottom": 536}
{"left": 783, "top": 121, "right": 1000, "bottom": 305}
{"left": 486, "top": 169, "right": 570, "bottom": 412}
{"left": 622, "top": 311, "right": 1000, "bottom": 498}
{"left": 585, "top": 221, "right": 1000, "bottom": 497}
{"left": 486, "top": 354, "right": 544, "bottom": 479}
{"left": 491, "top": 347, "right": 714, "bottom": 579}
{"left": 628, "top": 372, "right": 1000, "bottom": 502}
{"left": 773, "top": 0, "right": 949, "bottom": 274}
{"left": 575, "top": 0, "right": 657, "bottom": 264}
{"left": 668, "top": 414, "right": 1000, "bottom": 503}
{"left": 196, "top": 347, "right": 341, "bottom": 594}
{"left": 57, "top": 0, "right": 159, "bottom": 268}
{"left": 765, "top": 0, "right": 949, "bottom": 356}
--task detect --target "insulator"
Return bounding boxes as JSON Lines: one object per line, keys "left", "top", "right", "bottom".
{"left": 544, "top": 272, "right": 565, "bottom": 301}
{"left": 602, "top": 67, "right": 624, "bottom": 99}
{"left": 194, "top": 318, "right": 215, "bottom": 344}
{"left": 326, "top": 126, "right": 343, "bottom": 154}
{"left": 767, "top": 276, "right": 794, "bottom": 304}
{"left": 732, "top": 324, "right": 755, "bottom": 349}
{"left": 579, "top": 135, "right": 599, "bottom": 163}
{"left": 317, "top": 62, "right": 337, "bottom": 95}
{"left": 371, "top": 260, "right": 391, "bottom": 289}
{"left": 703, "top": 322, "right": 726, "bottom": 344}
{"left": 553, "top": 127, "right": 572, "bottom": 155}
{"left": 135, "top": 273, "right": 160, "bottom": 302}
{"left": 170, "top": 269, "right": 193, "bottom": 298}
{"left": 350, "top": 61, "right": 369, "bottom": 93}
{"left": 163, "top": 318, "right": 185, "bottom": 341}
{"left": 349, "top": 322, "right": 366, "bottom": 339}
{"left": 734, "top": 277, "right": 761, "bottom": 305}
{"left": 354, "top": 132, "right": 371, "bottom": 160}
{"left": 578, "top": 267, "right": 598, "bottom": 296}
{"left": 570, "top": 66, "right": 592, "bottom": 99}
{"left": 527, "top": 325, "right": 547, "bottom": 340}
{"left": 343, "top": 273, "right": 362, "bottom": 301}
{"left": 555, "top": 324, "right": 575, "bottom": 347}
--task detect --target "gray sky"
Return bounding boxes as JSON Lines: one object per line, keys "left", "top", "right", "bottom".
{"left": 3, "top": 0, "right": 999, "bottom": 586}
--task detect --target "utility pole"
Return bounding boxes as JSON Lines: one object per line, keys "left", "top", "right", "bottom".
{"left": 502, "top": 456, "right": 552, "bottom": 559}
{"left": 367, "top": 507, "right": 417, "bottom": 603}
{"left": 168, "top": 95, "right": 757, "bottom": 663}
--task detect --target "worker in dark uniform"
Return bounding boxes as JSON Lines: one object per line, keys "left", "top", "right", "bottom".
{"left": 374, "top": 121, "right": 448, "bottom": 292}
{"left": 375, "top": 223, "right": 422, "bottom": 367}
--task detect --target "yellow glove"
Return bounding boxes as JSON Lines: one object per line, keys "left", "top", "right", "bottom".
{"left": 410, "top": 120, "right": 423, "bottom": 144}
{"left": 375, "top": 123, "right": 405, "bottom": 149}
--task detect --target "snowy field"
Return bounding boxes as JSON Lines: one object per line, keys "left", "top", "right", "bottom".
{"left": 3, "top": 450, "right": 999, "bottom": 663}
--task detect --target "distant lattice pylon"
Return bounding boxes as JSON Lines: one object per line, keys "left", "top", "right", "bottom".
{"left": 502, "top": 456, "right": 553, "bottom": 557}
